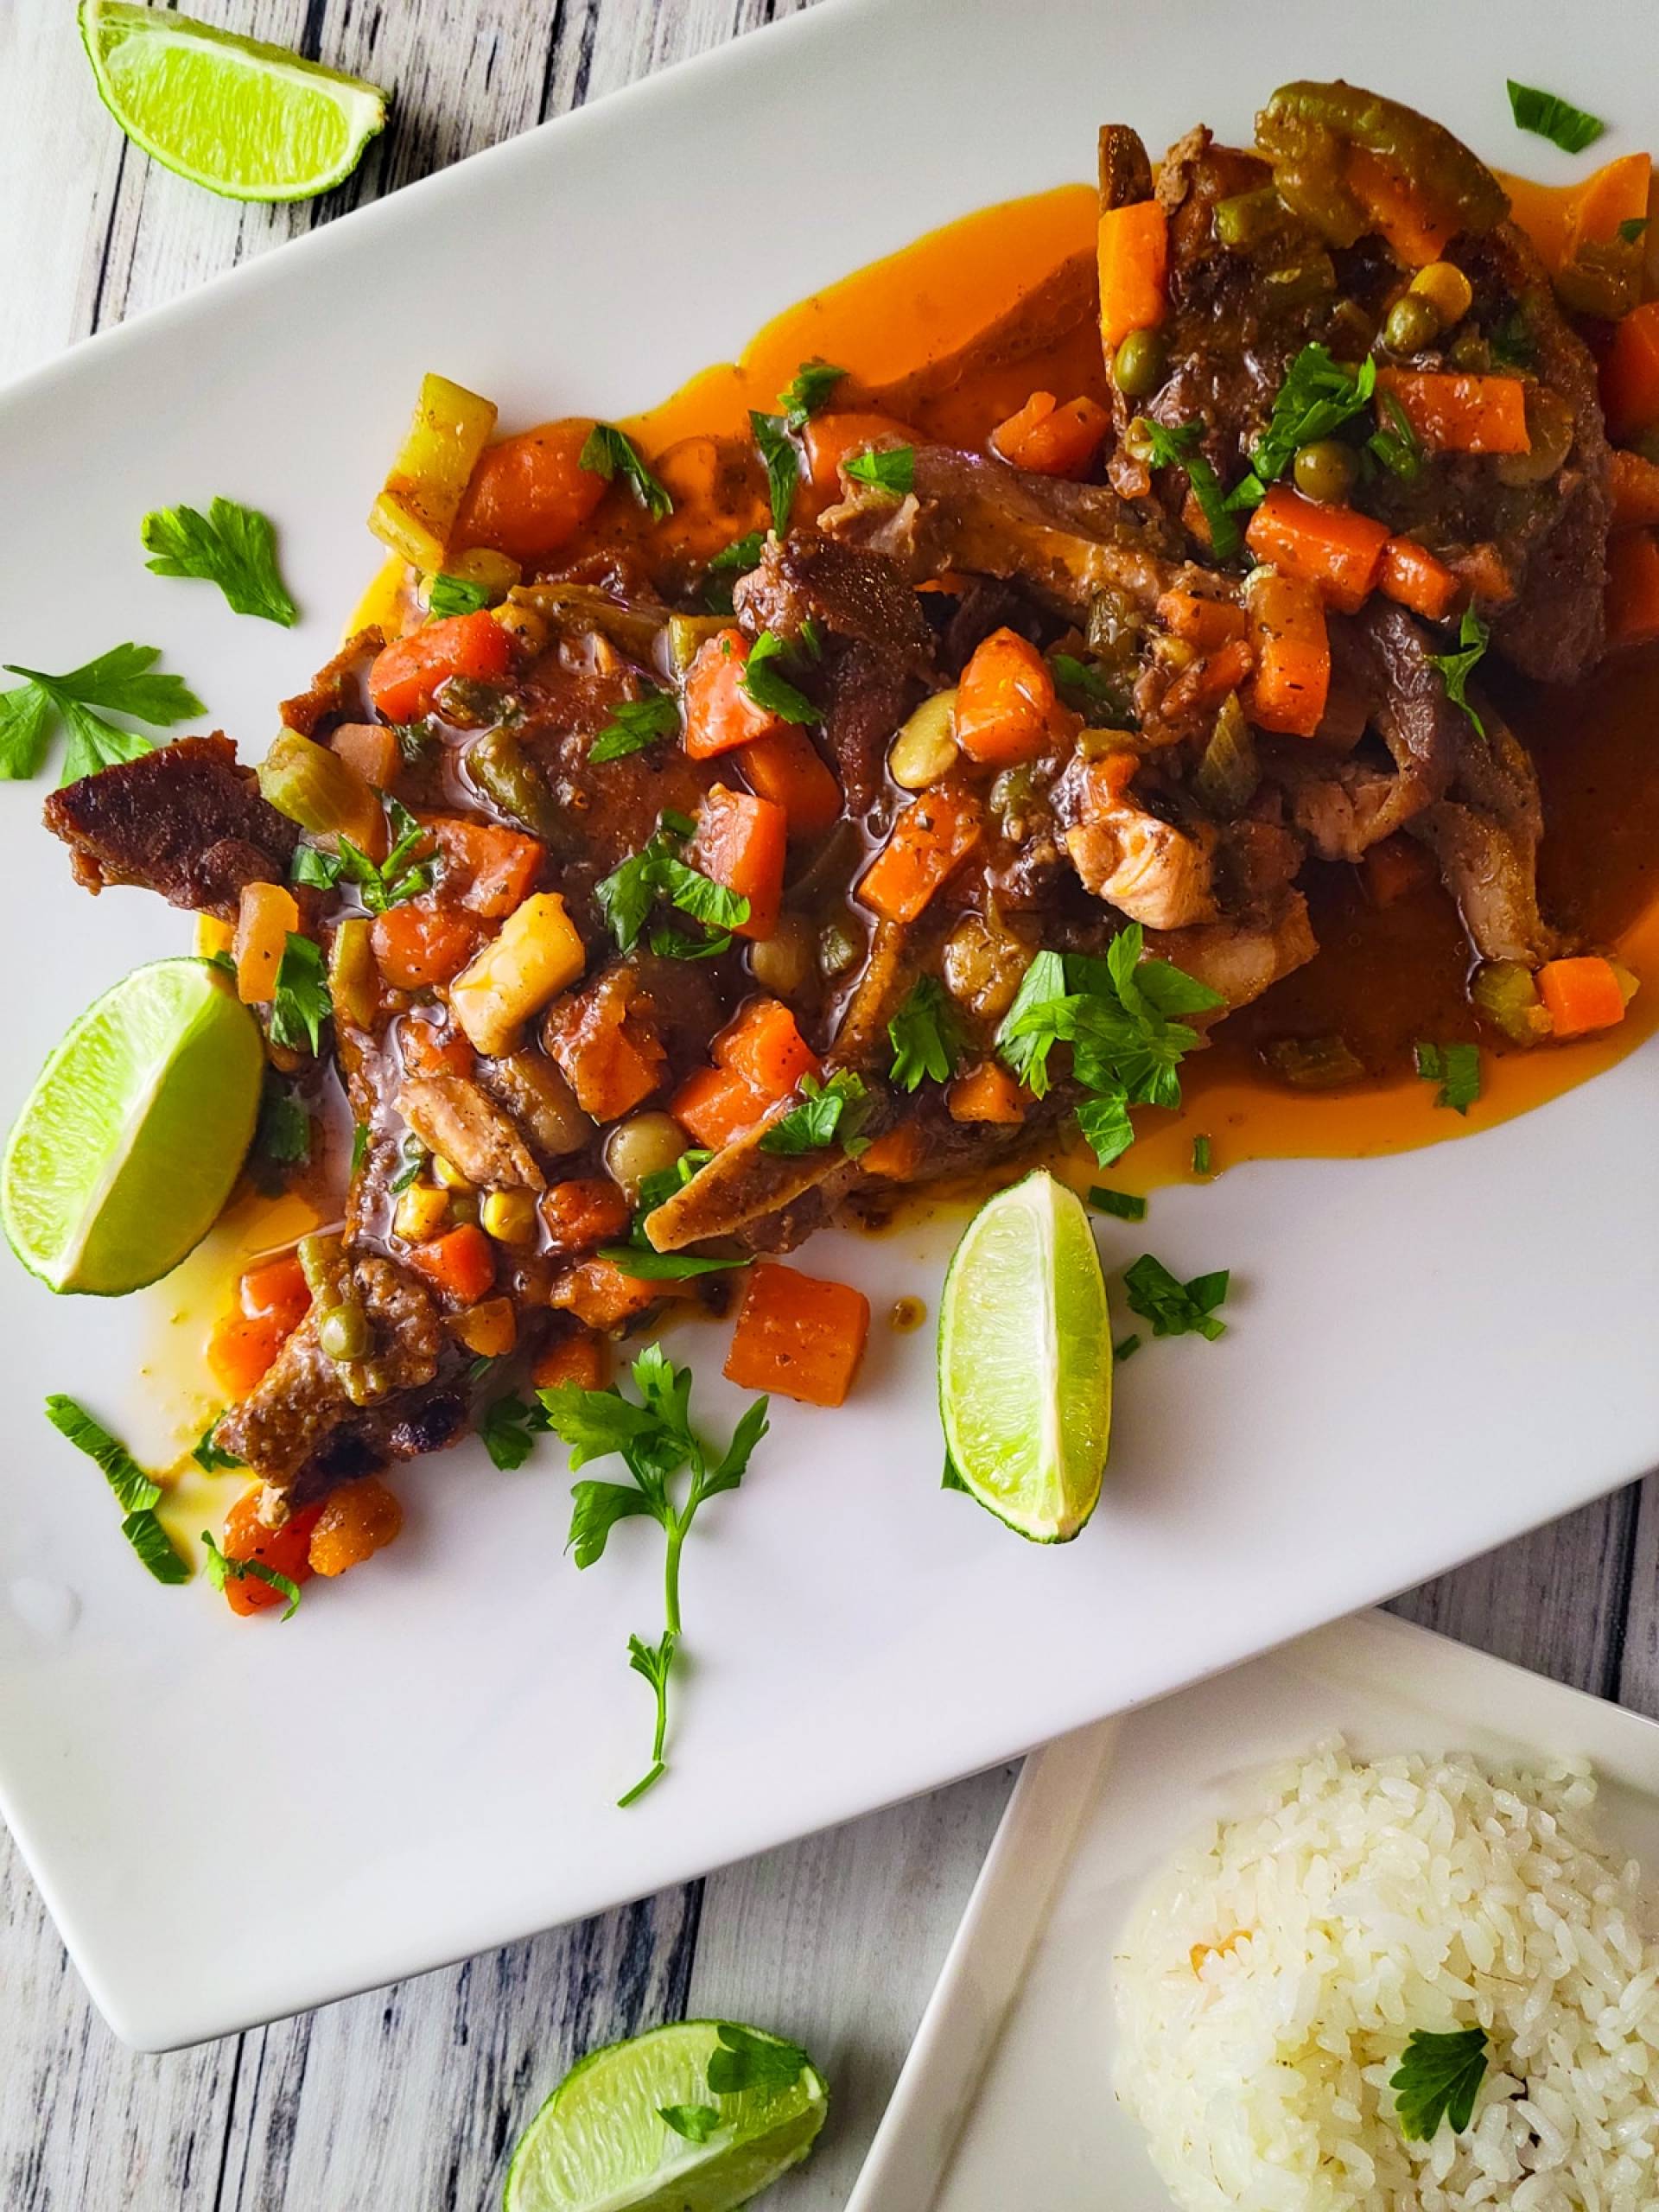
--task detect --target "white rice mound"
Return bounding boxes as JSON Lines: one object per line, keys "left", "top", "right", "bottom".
{"left": 1113, "top": 1742, "right": 1659, "bottom": 2211}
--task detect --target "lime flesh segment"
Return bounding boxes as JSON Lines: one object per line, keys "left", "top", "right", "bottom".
{"left": 2, "top": 957, "right": 263, "bottom": 1296}
{"left": 504, "top": 2020, "right": 828, "bottom": 2212}
{"left": 939, "top": 1169, "right": 1113, "bottom": 1542}
{"left": 79, "top": 1, "right": 387, "bottom": 203}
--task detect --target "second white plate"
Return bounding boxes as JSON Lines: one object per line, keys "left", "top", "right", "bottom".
{"left": 849, "top": 1612, "right": 1659, "bottom": 2211}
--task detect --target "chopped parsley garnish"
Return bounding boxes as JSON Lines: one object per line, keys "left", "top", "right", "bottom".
{"left": 595, "top": 813, "right": 749, "bottom": 954}
{"left": 579, "top": 423, "right": 673, "bottom": 520}
{"left": 888, "top": 976, "right": 967, "bottom": 1090}
{"left": 44, "top": 1395, "right": 189, "bottom": 1584}
{"left": 1191, "top": 1133, "right": 1213, "bottom": 1177}
{"left": 1122, "top": 1255, "right": 1230, "bottom": 1341}
{"left": 602, "top": 1153, "right": 742, "bottom": 1277}
{"left": 141, "top": 496, "right": 297, "bottom": 626}
{"left": 268, "top": 931, "right": 332, "bottom": 1055}
{"left": 290, "top": 840, "right": 346, "bottom": 889}
{"left": 193, "top": 1417, "right": 242, "bottom": 1473}
{"left": 1427, "top": 606, "right": 1491, "bottom": 737}
{"left": 741, "top": 628, "right": 820, "bottom": 725}
{"left": 759, "top": 1070, "right": 874, "bottom": 1156}
{"left": 1488, "top": 308, "right": 1537, "bottom": 372}
{"left": 1368, "top": 390, "right": 1423, "bottom": 481}
{"left": 659, "top": 2105, "right": 721, "bottom": 2145}
{"left": 1129, "top": 418, "right": 1239, "bottom": 559}
{"left": 1050, "top": 652, "right": 1131, "bottom": 721}
{"left": 995, "top": 925, "right": 1223, "bottom": 1167}
{"left": 200, "top": 1528, "right": 301, "bottom": 1618}
{"left": 844, "top": 444, "right": 916, "bottom": 497}
{"left": 389, "top": 1135, "right": 427, "bottom": 1192}
{"left": 1113, "top": 1332, "right": 1143, "bottom": 1363}
{"left": 1414, "top": 1039, "right": 1481, "bottom": 1115}
{"left": 1506, "top": 80, "right": 1605, "bottom": 156}
{"left": 749, "top": 410, "right": 798, "bottom": 536}
{"left": 427, "top": 572, "right": 493, "bottom": 620}
{"left": 250, "top": 1077, "right": 310, "bottom": 1192}
{"left": 1390, "top": 2024, "right": 1489, "bottom": 2141}
{"left": 704, "top": 530, "right": 767, "bottom": 613}
{"left": 589, "top": 686, "right": 680, "bottom": 765}
{"left": 706, "top": 2023, "right": 811, "bottom": 2095}
{"left": 480, "top": 1391, "right": 550, "bottom": 1471}
{"left": 1229, "top": 346, "right": 1378, "bottom": 511}
{"left": 335, "top": 798, "right": 436, "bottom": 914}
{"left": 1619, "top": 215, "right": 1650, "bottom": 245}
{"left": 0, "top": 645, "right": 203, "bottom": 785}
{"left": 538, "top": 1344, "right": 769, "bottom": 1804}
{"left": 1088, "top": 1185, "right": 1147, "bottom": 1222}
{"left": 349, "top": 1121, "right": 369, "bottom": 1179}
{"left": 779, "top": 359, "right": 847, "bottom": 430}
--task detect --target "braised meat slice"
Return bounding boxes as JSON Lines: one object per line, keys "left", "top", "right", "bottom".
{"left": 733, "top": 530, "right": 934, "bottom": 676}
{"left": 43, "top": 734, "right": 299, "bottom": 917}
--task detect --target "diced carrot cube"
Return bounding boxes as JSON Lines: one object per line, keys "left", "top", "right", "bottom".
{"left": 724, "top": 1261, "right": 871, "bottom": 1408}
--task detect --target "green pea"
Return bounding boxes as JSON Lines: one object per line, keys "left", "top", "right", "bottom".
{"left": 1383, "top": 292, "right": 1441, "bottom": 355}
{"left": 318, "top": 1300, "right": 370, "bottom": 1361}
{"left": 1292, "top": 438, "right": 1359, "bottom": 505}
{"left": 1113, "top": 327, "right": 1169, "bottom": 400}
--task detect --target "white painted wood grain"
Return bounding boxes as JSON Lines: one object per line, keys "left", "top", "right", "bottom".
{"left": 2, "top": 0, "right": 1657, "bottom": 2204}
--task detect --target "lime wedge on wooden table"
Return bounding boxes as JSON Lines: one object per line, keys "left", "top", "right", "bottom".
{"left": 78, "top": 1, "right": 388, "bottom": 203}
{"left": 939, "top": 1168, "right": 1113, "bottom": 1542}
{"left": 2, "top": 957, "right": 262, "bottom": 1296}
{"left": 505, "top": 2020, "right": 828, "bottom": 2212}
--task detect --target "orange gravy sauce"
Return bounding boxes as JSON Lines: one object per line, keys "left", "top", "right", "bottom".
{"left": 349, "top": 177, "right": 1659, "bottom": 1200}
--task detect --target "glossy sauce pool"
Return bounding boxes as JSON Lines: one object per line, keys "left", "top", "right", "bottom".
{"left": 161, "top": 176, "right": 1659, "bottom": 1483}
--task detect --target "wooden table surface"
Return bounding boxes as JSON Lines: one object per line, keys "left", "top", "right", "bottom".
{"left": 4, "top": 2, "right": 1659, "bottom": 2204}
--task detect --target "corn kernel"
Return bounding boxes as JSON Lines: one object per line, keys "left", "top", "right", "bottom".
{"left": 480, "top": 1189, "right": 538, "bottom": 1245}
{"left": 431, "top": 1154, "right": 472, "bottom": 1191}
{"left": 1409, "top": 260, "right": 1474, "bottom": 326}
{"left": 393, "top": 1184, "right": 449, "bottom": 1242}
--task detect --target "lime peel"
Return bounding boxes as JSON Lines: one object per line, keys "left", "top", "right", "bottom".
{"left": 79, "top": 1, "right": 387, "bottom": 205}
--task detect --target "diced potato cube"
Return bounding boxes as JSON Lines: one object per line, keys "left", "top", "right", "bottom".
{"left": 393, "top": 1184, "right": 449, "bottom": 1243}
{"left": 368, "top": 372, "right": 499, "bottom": 573}
{"left": 450, "top": 893, "right": 585, "bottom": 1057}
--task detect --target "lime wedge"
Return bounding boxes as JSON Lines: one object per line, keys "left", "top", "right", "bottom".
{"left": 78, "top": 1, "right": 387, "bottom": 203}
{"left": 504, "top": 2020, "right": 828, "bottom": 2212}
{"left": 2, "top": 957, "right": 263, "bottom": 1296}
{"left": 938, "top": 1169, "right": 1112, "bottom": 1542}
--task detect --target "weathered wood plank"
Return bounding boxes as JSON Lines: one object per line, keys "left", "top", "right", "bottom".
{"left": 685, "top": 1765, "right": 1020, "bottom": 2207}
{"left": 1616, "top": 1471, "right": 1659, "bottom": 1719}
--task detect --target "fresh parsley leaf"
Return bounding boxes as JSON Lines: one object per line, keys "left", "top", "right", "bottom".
{"left": 1368, "top": 391, "right": 1422, "bottom": 481}
{"left": 141, "top": 497, "right": 297, "bottom": 626}
{"left": 427, "top": 572, "right": 492, "bottom": 620}
{"left": 1130, "top": 419, "right": 1240, "bottom": 558}
{"left": 0, "top": 645, "right": 203, "bottom": 785}
{"left": 636, "top": 1151, "right": 713, "bottom": 1221}
{"left": 1391, "top": 2024, "right": 1489, "bottom": 2141}
{"left": 1427, "top": 606, "right": 1491, "bottom": 737}
{"left": 659, "top": 2104, "right": 721, "bottom": 2145}
{"left": 1122, "top": 1254, "right": 1230, "bottom": 1341}
{"left": 200, "top": 1528, "right": 299, "bottom": 1617}
{"left": 538, "top": 1351, "right": 770, "bottom": 1804}
{"left": 595, "top": 817, "right": 748, "bottom": 953}
{"left": 268, "top": 932, "right": 331, "bottom": 1055}
{"left": 1619, "top": 215, "right": 1650, "bottom": 245}
{"left": 589, "top": 688, "right": 679, "bottom": 765}
{"left": 749, "top": 410, "right": 798, "bottom": 536}
{"left": 123, "top": 1509, "right": 191, "bottom": 1586}
{"left": 844, "top": 444, "right": 915, "bottom": 497}
{"left": 1414, "top": 1039, "right": 1481, "bottom": 1115}
{"left": 1076, "top": 1090, "right": 1135, "bottom": 1169}
{"left": 349, "top": 1122, "right": 369, "bottom": 1179}
{"left": 1088, "top": 1185, "right": 1147, "bottom": 1221}
{"left": 779, "top": 359, "right": 847, "bottom": 430}
{"left": 1192, "top": 1134, "right": 1213, "bottom": 1177}
{"left": 389, "top": 1135, "right": 426, "bottom": 1193}
{"left": 705, "top": 2024, "right": 810, "bottom": 2097}
{"left": 290, "top": 840, "right": 346, "bottom": 889}
{"left": 1228, "top": 346, "right": 1378, "bottom": 510}
{"left": 480, "top": 1392, "right": 550, "bottom": 1472}
{"left": 252, "top": 1077, "right": 310, "bottom": 1176}
{"left": 45, "top": 1394, "right": 160, "bottom": 1513}
{"left": 335, "top": 798, "right": 435, "bottom": 913}
{"left": 704, "top": 531, "right": 767, "bottom": 613}
{"left": 1488, "top": 308, "right": 1536, "bottom": 372}
{"left": 1113, "top": 1332, "right": 1143, "bottom": 1362}
{"left": 1050, "top": 652, "right": 1131, "bottom": 721}
{"left": 888, "top": 976, "right": 966, "bottom": 1090}
{"left": 599, "top": 1243, "right": 745, "bottom": 1280}
{"left": 758, "top": 1069, "right": 874, "bottom": 1155}
{"left": 580, "top": 423, "right": 673, "bottom": 520}
{"left": 741, "top": 629, "right": 820, "bottom": 726}
{"left": 1507, "top": 80, "right": 1604, "bottom": 155}
{"left": 193, "top": 1416, "right": 242, "bottom": 1472}
{"left": 648, "top": 923, "right": 735, "bottom": 963}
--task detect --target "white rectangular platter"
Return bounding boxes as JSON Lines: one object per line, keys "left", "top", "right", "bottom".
{"left": 848, "top": 1612, "right": 1659, "bottom": 2211}
{"left": 2, "top": 0, "right": 1658, "bottom": 2047}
